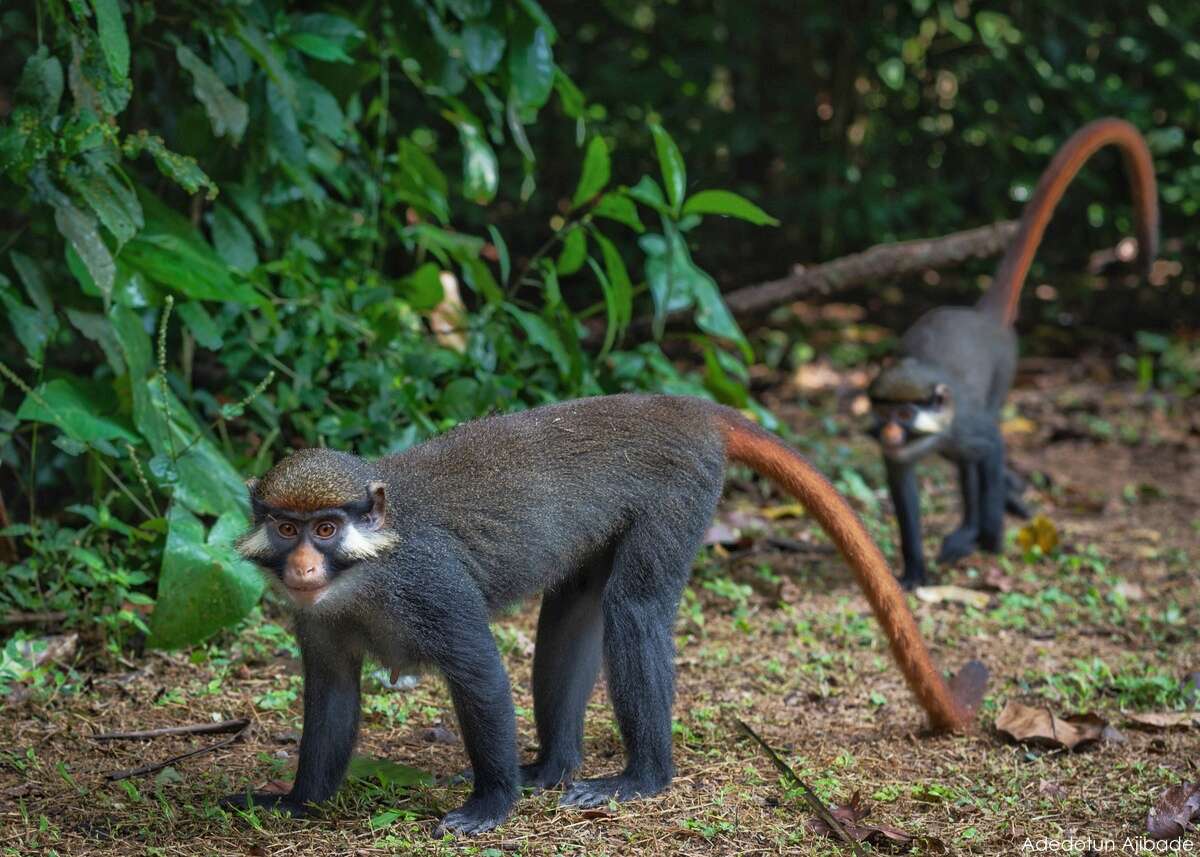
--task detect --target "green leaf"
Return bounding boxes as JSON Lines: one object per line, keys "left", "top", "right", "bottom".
{"left": 17, "top": 47, "right": 64, "bottom": 117}
{"left": 553, "top": 69, "right": 584, "bottom": 119}
{"left": 555, "top": 227, "right": 587, "bottom": 275}
{"left": 592, "top": 193, "right": 644, "bottom": 232}
{"left": 176, "top": 301, "right": 224, "bottom": 350}
{"left": 681, "top": 190, "right": 780, "bottom": 226}
{"left": 513, "top": 0, "right": 557, "bottom": 42}
{"left": 17, "top": 377, "right": 138, "bottom": 445}
{"left": 461, "top": 257, "right": 503, "bottom": 304}
{"left": 232, "top": 19, "right": 296, "bottom": 105}
{"left": 452, "top": 120, "right": 498, "bottom": 204}
{"left": 287, "top": 32, "right": 353, "bottom": 64}
{"left": 291, "top": 13, "right": 365, "bottom": 52}
{"left": 507, "top": 18, "right": 554, "bottom": 110}
{"left": 505, "top": 306, "right": 570, "bottom": 377}
{"left": 209, "top": 204, "right": 257, "bottom": 273}
{"left": 0, "top": 280, "right": 55, "bottom": 368}
{"left": 66, "top": 308, "right": 125, "bottom": 374}
{"left": 571, "top": 136, "right": 610, "bottom": 208}
{"left": 626, "top": 175, "right": 670, "bottom": 215}
{"left": 399, "top": 263, "right": 445, "bottom": 312}
{"left": 703, "top": 345, "right": 750, "bottom": 409}
{"left": 590, "top": 230, "right": 633, "bottom": 337}
{"left": 348, "top": 756, "right": 433, "bottom": 788}
{"left": 91, "top": 0, "right": 130, "bottom": 81}
{"left": 54, "top": 198, "right": 115, "bottom": 302}
{"left": 487, "top": 225, "right": 511, "bottom": 286}
{"left": 462, "top": 22, "right": 505, "bottom": 74}
{"left": 648, "top": 122, "right": 686, "bottom": 215}
{"left": 447, "top": 0, "right": 492, "bottom": 20}
{"left": 11, "top": 252, "right": 55, "bottom": 317}
{"left": 67, "top": 164, "right": 144, "bottom": 248}
{"left": 585, "top": 257, "right": 618, "bottom": 356}
{"left": 878, "top": 57, "right": 905, "bottom": 90}
{"left": 438, "top": 377, "right": 482, "bottom": 422}
{"left": 147, "top": 505, "right": 265, "bottom": 650}
{"left": 396, "top": 139, "right": 451, "bottom": 224}
{"left": 175, "top": 45, "right": 249, "bottom": 144}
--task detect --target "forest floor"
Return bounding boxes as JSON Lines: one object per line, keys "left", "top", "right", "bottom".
{"left": 1, "top": 352, "right": 1197, "bottom": 856}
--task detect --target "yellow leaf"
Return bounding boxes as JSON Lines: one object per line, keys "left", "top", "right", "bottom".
{"left": 1000, "top": 416, "right": 1037, "bottom": 435}
{"left": 1016, "top": 515, "right": 1059, "bottom": 553}
{"left": 761, "top": 503, "right": 806, "bottom": 521}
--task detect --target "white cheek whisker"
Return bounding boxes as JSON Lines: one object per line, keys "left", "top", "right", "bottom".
{"left": 235, "top": 526, "right": 272, "bottom": 559}
{"left": 338, "top": 524, "right": 400, "bottom": 560}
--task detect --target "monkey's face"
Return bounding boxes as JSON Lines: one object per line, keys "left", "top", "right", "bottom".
{"left": 868, "top": 382, "right": 954, "bottom": 462}
{"left": 236, "top": 482, "right": 397, "bottom": 608}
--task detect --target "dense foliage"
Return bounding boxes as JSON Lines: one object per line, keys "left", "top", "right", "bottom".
{"left": 0, "top": 1, "right": 776, "bottom": 653}
{"left": 0, "top": 2, "right": 1194, "bottom": 659}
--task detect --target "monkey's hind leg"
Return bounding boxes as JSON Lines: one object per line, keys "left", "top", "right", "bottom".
{"left": 938, "top": 459, "right": 981, "bottom": 565}
{"left": 558, "top": 510, "right": 708, "bottom": 810}
{"left": 977, "top": 443, "right": 1007, "bottom": 553}
{"left": 523, "top": 567, "right": 605, "bottom": 790}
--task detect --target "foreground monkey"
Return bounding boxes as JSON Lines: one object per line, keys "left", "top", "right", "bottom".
{"left": 224, "top": 394, "right": 986, "bottom": 835}
{"left": 868, "top": 118, "right": 1159, "bottom": 588}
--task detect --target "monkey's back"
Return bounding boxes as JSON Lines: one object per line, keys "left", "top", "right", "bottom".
{"left": 898, "top": 307, "right": 1016, "bottom": 413}
{"left": 378, "top": 394, "right": 728, "bottom": 606}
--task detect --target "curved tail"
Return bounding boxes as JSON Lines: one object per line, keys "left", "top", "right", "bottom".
{"left": 717, "top": 409, "right": 985, "bottom": 732}
{"left": 978, "top": 118, "right": 1159, "bottom": 327}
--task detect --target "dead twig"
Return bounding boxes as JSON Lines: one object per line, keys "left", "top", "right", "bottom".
{"left": 105, "top": 721, "right": 250, "bottom": 781}
{"left": 1, "top": 611, "right": 68, "bottom": 627}
{"left": 736, "top": 718, "right": 868, "bottom": 857}
{"left": 93, "top": 717, "right": 250, "bottom": 741}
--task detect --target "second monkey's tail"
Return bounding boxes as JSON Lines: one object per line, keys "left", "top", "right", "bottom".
{"left": 978, "top": 117, "right": 1159, "bottom": 327}
{"left": 716, "top": 408, "right": 986, "bottom": 732}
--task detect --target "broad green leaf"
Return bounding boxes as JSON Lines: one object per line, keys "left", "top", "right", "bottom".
{"left": 176, "top": 45, "right": 249, "bottom": 144}
{"left": 513, "top": 0, "right": 557, "bottom": 42}
{"left": 681, "top": 190, "right": 780, "bottom": 226}
{"left": 10, "top": 252, "right": 55, "bottom": 317}
{"left": 703, "top": 345, "right": 749, "bottom": 408}
{"left": 54, "top": 198, "right": 115, "bottom": 301}
{"left": 176, "top": 301, "right": 224, "bottom": 350}
{"left": 438, "top": 377, "right": 482, "bottom": 422}
{"left": 553, "top": 69, "right": 584, "bottom": 119}
{"left": 348, "top": 756, "right": 433, "bottom": 787}
{"left": 448, "top": 0, "right": 492, "bottom": 20}
{"left": 452, "top": 121, "right": 498, "bottom": 204}
{"left": 17, "top": 377, "right": 139, "bottom": 445}
{"left": 0, "top": 281, "right": 55, "bottom": 367}
{"left": 65, "top": 308, "right": 125, "bottom": 373}
{"left": 626, "top": 175, "right": 670, "bottom": 215}
{"left": 555, "top": 227, "right": 586, "bottom": 275}
{"left": 291, "top": 13, "right": 365, "bottom": 52}
{"left": 209, "top": 204, "right": 257, "bottom": 273}
{"left": 507, "top": 18, "right": 554, "bottom": 110}
{"left": 17, "top": 47, "right": 63, "bottom": 117}
{"left": 461, "top": 257, "right": 502, "bottom": 303}
{"left": 590, "top": 230, "right": 633, "bottom": 336}
{"left": 592, "top": 193, "right": 644, "bottom": 232}
{"left": 878, "top": 57, "right": 905, "bottom": 90}
{"left": 396, "top": 139, "right": 450, "bottom": 224}
{"left": 571, "top": 136, "right": 610, "bottom": 208}
{"left": 147, "top": 505, "right": 265, "bottom": 650}
{"left": 399, "top": 263, "right": 445, "bottom": 312}
{"left": 123, "top": 134, "right": 217, "bottom": 198}
{"left": 505, "top": 306, "right": 570, "bottom": 377}
{"left": 585, "top": 257, "right": 618, "bottom": 356}
{"left": 298, "top": 79, "right": 346, "bottom": 143}
{"left": 648, "top": 123, "right": 686, "bottom": 215}
{"left": 232, "top": 19, "right": 296, "bottom": 105}
{"left": 67, "top": 165, "right": 144, "bottom": 248}
{"left": 487, "top": 225, "right": 511, "bottom": 285}
{"left": 91, "top": 0, "right": 130, "bottom": 81}
{"left": 288, "top": 32, "right": 353, "bottom": 64}
{"left": 462, "top": 22, "right": 505, "bottom": 74}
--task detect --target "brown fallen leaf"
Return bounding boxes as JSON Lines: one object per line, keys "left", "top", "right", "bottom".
{"left": 1016, "top": 515, "right": 1059, "bottom": 554}
{"left": 980, "top": 566, "right": 1015, "bottom": 593}
{"left": 994, "top": 700, "right": 1124, "bottom": 751}
{"left": 1125, "top": 712, "right": 1200, "bottom": 731}
{"left": 1037, "top": 779, "right": 1067, "bottom": 800}
{"left": 1147, "top": 782, "right": 1200, "bottom": 840}
{"left": 807, "top": 792, "right": 943, "bottom": 853}
{"left": 1112, "top": 580, "right": 1146, "bottom": 602}
{"left": 914, "top": 585, "right": 991, "bottom": 610}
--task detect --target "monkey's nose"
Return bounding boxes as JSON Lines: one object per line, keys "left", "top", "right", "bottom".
{"left": 880, "top": 422, "right": 905, "bottom": 448}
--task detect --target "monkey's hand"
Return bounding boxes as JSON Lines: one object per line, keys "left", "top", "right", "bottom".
{"left": 435, "top": 793, "right": 514, "bottom": 837}
{"left": 220, "top": 791, "right": 309, "bottom": 817}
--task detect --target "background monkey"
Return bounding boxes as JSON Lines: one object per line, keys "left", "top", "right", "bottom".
{"left": 867, "top": 118, "right": 1159, "bottom": 588}
{"left": 224, "top": 394, "right": 986, "bottom": 835}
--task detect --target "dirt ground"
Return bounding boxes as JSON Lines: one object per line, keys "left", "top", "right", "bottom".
{"left": 1, "top": 358, "right": 1197, "bottom": 856}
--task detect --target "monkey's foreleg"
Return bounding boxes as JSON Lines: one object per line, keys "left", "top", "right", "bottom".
{"left": 977, "top": 443, "right": 1007, "bottom": 553}
{"left": 885, "top": 460, "right": 927, "bottom": 589}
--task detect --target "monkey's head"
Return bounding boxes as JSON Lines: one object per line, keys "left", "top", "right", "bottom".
{"left": 236, "top": 449, "right": 398, "bottom": 608}
{"left": 867, "top": 358, "right": 955, "bottom": 462}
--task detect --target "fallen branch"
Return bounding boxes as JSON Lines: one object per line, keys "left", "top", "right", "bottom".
{"left": 1, "top": 611, "right": 68, "bottom": 627}
{"left": 105, "top": 721, "right": 250, "bottom": 781}
{"left": 736, "top": 718, "right": 868, "bottom": 857}
{"left": 93, "top": 718, "right": 250, "bottom": 742}
{"left": 588, "top": 220, "right": 1019, "bottom": 346}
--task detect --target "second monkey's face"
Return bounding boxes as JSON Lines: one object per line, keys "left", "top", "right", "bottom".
{"left": 867, "top": 375, "right": 955, "bottom": 463}
{"left": 236, "top": 484, "right": 397, "bottom": 608}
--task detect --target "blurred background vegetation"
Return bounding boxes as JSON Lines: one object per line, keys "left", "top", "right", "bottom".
{"left": 0, "top": 1, "right": 1195, "bottom": 666}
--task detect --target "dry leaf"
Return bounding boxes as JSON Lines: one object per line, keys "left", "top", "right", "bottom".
{"left": 427, "top": 271, "right": 467, "bottom": 353}
{"left": 994, "top": 700, "right": 1122, "bottom": 751}
{"left": 914, "top": 585, "right": 991, "bottom": 610}
{"left": 980, "top": 566, "right": 1015, "bottom": 593}
{"left": 1037, "top": 779, "right": 1067, "bottom": 800}
{"left": 703, "top": 520, "right": 741, "bottom": 546}
{"left": 1112, "top": 581, "right": 1146, "bottom": 602}
{"left": 1016, "top": 515, "right": 1059, "bottom": 553}
{"left": 807, "top": 792, "right": 940, "bottom": 853}
{"left": 761, "top": 503, "right": 806, "bottom": 521}
{"left": 1147, "top": 782, "right": 1200, "bottom": 840}
{"left": 1125, "top": 712, "right": 1200, "bottom": 731}
{"left": 1001, "top": 416, "right": 1037, "bottom": 436}
{"left": 16, "top": 633, "right": 78, "bottom": 669}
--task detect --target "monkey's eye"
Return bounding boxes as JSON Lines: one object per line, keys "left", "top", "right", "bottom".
{"left": 313, "top": 521, "right": 338, "bottom": 540}
{"left": 276, "top": 521, "right": 299, "bottom": 539}
{"left": 897, "top": 404, "right": 917, "bottom": 422}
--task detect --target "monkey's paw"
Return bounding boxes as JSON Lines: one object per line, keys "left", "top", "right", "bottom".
{"left": 220, "top": 791, "right": 308, "bottom": 817}
{"left": 937, "top": 528, "right": 978, "bottom": 564}
{"left": 435, "top": 793, "right": 514, "bottom": 837}
{"left": 559, "top": 775, "right": 666, "bottom": 809}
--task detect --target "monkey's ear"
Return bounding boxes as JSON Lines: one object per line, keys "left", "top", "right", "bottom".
{"left": 364, "top": 481, "right": 388, "bottom": 530}
{"left": 246, "top": 478, "right": 268, "bottom": 519}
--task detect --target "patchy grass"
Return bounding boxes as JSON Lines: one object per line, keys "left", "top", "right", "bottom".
{"left": 1, "top": 370, "right": 1197, "bottom": 855}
